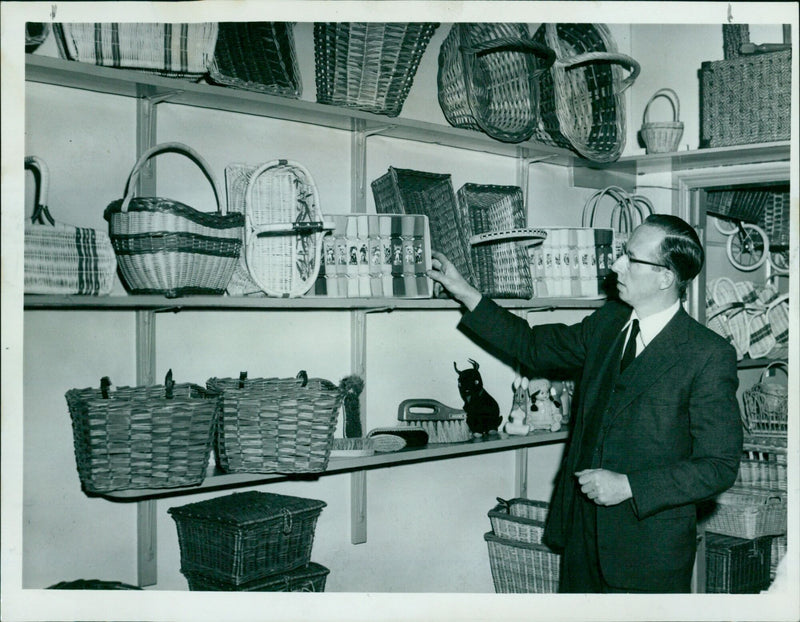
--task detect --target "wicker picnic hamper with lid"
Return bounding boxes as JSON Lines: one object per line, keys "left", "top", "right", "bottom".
{"left": 372, "top": 166, "right": 475, "bottom": 291}
{"left": 224, "top": 160, "right": 331, "bottom": 298}
{"left": 742, "top": 361, "right": 788, "bottom": 437}
{"left": 640, "top": 88, "right": 684, "bottom": 154}
{"left": 24, "top": 156, "right": 117, "bottom": 295}
{"left": 705, "top": 533, "right": 773, "bottom": 593}
{"left": 313, "top": 22, "right": 438, "bottom": 117}
{"left": 484, "top": 531, "right": 560, "bottom": 593}
{"left": 168, "top": 490, "right": 326, "bottom": 585}
{"left": 530, "top": 23, "right": 641, "bottom": 163}
{"left": 183, "top": 561, "right": 330, "bottom": 591}
{"left": 208, "top": 22, "right": 302, "bottom": 97}
{"left": 437, "top": 23, "right": 556, "bottom": 143}
{"left": 701, "top": 486, "right": 786, "bottom": 539}
{"left": 65, "top": 371, "right": 220, "bottom": 493}
{"left": 488, "top": 497, "right": 549, "bottom": 543}
{"left": 53, "top": 22, "right": 218, "bottom": 78}
{"left": 457, "top": 184, "right": 538, "bottom": 298}
{"left": 104, "top": 142, "right": 244, "bottom": 298}
{"left": 207, "top": 371, "right": 342, "bottom": 474}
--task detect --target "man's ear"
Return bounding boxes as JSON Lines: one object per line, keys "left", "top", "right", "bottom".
{"left": 659, "top": 268, "right": 676, "bottom": 291}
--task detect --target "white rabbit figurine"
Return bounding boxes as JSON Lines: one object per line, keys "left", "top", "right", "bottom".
{"left": 504, "top": 375, "right": 531, "bottom": 435}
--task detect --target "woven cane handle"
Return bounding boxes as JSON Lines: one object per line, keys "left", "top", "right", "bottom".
{"left": 120, "top": 142, "right": 223, "bottom": 214}
{"left": 558, "top": 52, "right": 641, "bottom": 94}
{"left": 24, "top": 155, "right": 54, "bottom": 225}
{"left": 643, "top": 88, "right": 681, "bottom": 125}
{"left": 758, "top": 360, "right": 788, "bottom": 383}
{"left": 462, "top": 35, "right": 556, "bottom": 78}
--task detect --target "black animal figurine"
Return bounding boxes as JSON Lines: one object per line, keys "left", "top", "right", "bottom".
{"left": 454, "top": 359, "right": 501, "bottom": 437}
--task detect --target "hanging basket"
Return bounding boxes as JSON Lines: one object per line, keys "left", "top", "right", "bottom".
{"left": 640, "top": 88, "right": 684, "bottom": 154}
{"left": 531, "top": 23, "right": 640, "bottom": 163}
{"left": 437, "top": 23, "right": 555, "bottom": 143}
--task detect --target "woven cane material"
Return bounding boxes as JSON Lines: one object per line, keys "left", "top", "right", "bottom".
{"left": 313, "top": 22, "right": 438, "bottom": 117}
{"left": 705, "top": 533, "right": 773, "bottom": 593}
{"left": 640, "top": 88, "right": 684, "bottom": 154}
{"left": 488, "top": 498, "right": 549, "bottom": 544}
{"left": 531, "top": 23, "right": 640, "bottom": 163}
{"left": 701, "top": 486, "right": 786, "bottom": 539}
{"left": 184, "top": 561, "right": 330, "bottom": 592}
{"left": 743, "top": 361, "right": 788, "bottom": 437}
{"left": 484, "top": 531, "right": 560, "bottom": 593}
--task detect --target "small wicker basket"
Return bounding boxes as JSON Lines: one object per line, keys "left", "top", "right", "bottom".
{"left": 742, "top": 361, "right": 788, "bottom": 437}
{"left": 65, "top": 371, "right": 220, "bottom": 493}
{"left": 701, "top": 486, "right": 786, "bottom": 539}
{"left": 105, "top": 142, "right": 244, "bottom": 298}
{"left": 25, "top": 156, "right": 117, "bottom": 295}
{"left": 640, "top": 88, "right": 684, "bottom": 154}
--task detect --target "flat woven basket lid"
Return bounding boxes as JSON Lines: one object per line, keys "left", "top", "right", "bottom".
{"left": 168, "top": 490, "right": 326, "bottom": 525}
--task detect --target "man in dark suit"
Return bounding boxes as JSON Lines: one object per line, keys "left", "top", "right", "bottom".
{"left": 428, "top": 214, "right": 742, "bottom": 593}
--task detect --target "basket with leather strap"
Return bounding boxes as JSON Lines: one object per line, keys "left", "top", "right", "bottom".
{"left": 65, "top": 370, "right": 220, "bottom": 493}
{"left": 742, "top": 362, "right": 788, "bottom": 437}
{"left": 53, "top": 22, "right": 218, "bottom": 78}
{"left": 313, "top": 22, "right": 438, "bottom": 117}
{"left": 208, "top": 22, "right": 302, "bottom": 97}
{"left": 530, "top": 23, "right": 640, "bottom": 163}
{"left": 225, "top": 160, "right": 332, "bottom": 298}
{"left": 437, "top": 23, "right": 555, "bottom": 143}
{"left": 640, "top": 88, "right": 684, "bottom": 154}
{"left": 207, "top": 371, "right": 343, "bottom": 474}
{"left": 104, "top": 142, "right": 244, "bottom": 298}
{"left": 24, "top": 156, "right": 117, "bottom": 295}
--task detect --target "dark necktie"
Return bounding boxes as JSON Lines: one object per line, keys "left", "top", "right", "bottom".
{"left": 620, "top": 319, "right": 640, "bottom": 372}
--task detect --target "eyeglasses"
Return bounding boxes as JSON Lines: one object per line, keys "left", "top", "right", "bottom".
{"left": 620, "top": 247, "right": 668, "bottom": 269}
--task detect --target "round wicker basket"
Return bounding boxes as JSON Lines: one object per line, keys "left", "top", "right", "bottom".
{"left": 641, "top": 88, "right": 684, "bottom": 154}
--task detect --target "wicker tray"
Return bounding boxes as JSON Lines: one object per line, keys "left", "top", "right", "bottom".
{"left": 531, "top": 23, "right": 640, "bottom": 163}
{"left": 488, "top": 497, "right": 549, "bottom": 543}
{"left": 484, "top": 531, "right": 560, "bottom": 593}
{"left": 313, "top": 22, "right": 438, "bottom": 117}
{"left": 208, "top": 22, "right": 301, "bottom": 97}
{"left": 65, "top": 371, "right": 220, "bottom": 493}
{"left": 169, "top": 490, "right": 326, "bottom": 585}
{"left": 207, "top": 372, "right": 342, "bottom": 474}
{"left": 437, "top": 23, "right": 555, "bottom": 142}
{"left": 700, "top": 49, "right": 791, "bottom": 147}
{"left": 702, "top": 487, "right": 786, "bottom": 539}
{"left": 705, "top": 533, "right": 773, "bottom": 593}
{"left": 458, "top": 184, "right": 533, "bottom": 298}
{"left": 104, "top": 142, "right": 243, "bottom": 298}
{"left": 53, "top": 22, "right": 218, "bottom": 78}
{"left": 25, "top": 156, "right": 117, "bottom": 295}
{"left": 224, "top": 160, "right": 331, "bottom": 297}
{"left": 372, "top": 167, "right": 474, "bottom": 290}
{"left": 184, "top": 561, "right": 330, "bottom": 592}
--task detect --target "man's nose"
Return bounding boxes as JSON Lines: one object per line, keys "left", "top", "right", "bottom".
{"left": 611, "top": 255, "right": 625, "bottom": 273}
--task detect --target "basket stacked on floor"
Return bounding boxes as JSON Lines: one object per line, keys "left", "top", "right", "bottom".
{"left": 169, "top": 491, "right": 329, "bottom": 591}
{"left": 484, "top": 497, "right": 560, "bottom": 593}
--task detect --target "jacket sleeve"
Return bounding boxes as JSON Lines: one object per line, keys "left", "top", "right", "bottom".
{"left": 626, "top": 340, "right": 742, "bottom": 518}
{"left": 458, "top": 296, "right": 605, "bottom": 376}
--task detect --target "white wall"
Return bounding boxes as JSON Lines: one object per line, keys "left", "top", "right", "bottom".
{"left": 20, "top": 18, "right": 789, "bottom": 596}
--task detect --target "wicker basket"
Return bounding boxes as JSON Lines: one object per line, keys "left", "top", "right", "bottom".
{"left": 105, "top": 142, "right": 244, "bottom": 298}
{"left": 705, "top": 533, "right": 773, "bottom": 593}
{"left": 736, "top": 446, "right": 787, "bottom": 491}
{"left": 372, "top": 167, "right": 475, "bottom": 290}
{"left": 313, "top": 22, "right": 438, "bottom": 117}
{"left": 705, "top": 188, "right": 770, "bottom": 224}
{"left": 184, "top": 561, "right": 329, "bottom": 592}
{"left": 24, "top": 156, "right": 117, "bottom": 295}
{"left": 640, "top": 88, "right": 684, "bottom": 154}
{"left": 700, "top": 47, "right": 791, "bottom": 147}
{"left": 224, "top": 160, "right": 331, "bottom": 298}
{"left": 437, "top": 23, "right": 555, "bottom": 143}
{"left": 488, "top": 497, "right": 549, "bottom": 543}
{"left": 169, "top": 490, "right": 326, "bottom": 585}
{"left": 530, "top": 23, "right": 640, "bottom": 163}
{"left": 65, "top": 371, "right": 220, "bottom": 493}
{"left": 742, "top": 361, "right": 788, "bottom": 437}
{"left": 582, "top": 185, "right": 654, "bottom": 260}
{"left": 53, "top": 22, "right": 218, "bottom": 78}
{"left": 208, "top": 22, "right": 302, "bottom": 97}
{"left": 484, "top": 531, "right": 560, "bottom": 593}
{"left": 207, "top": 372, "right": 342, "bottom": 474}
{"left": 702, "top": 487, "right": 786, "bottom": 539}
{"left": 457, "top": 184, "right": 534, "bottom": 298}
{"left": 759, "top": 190, "right": 791, "bottom": 248}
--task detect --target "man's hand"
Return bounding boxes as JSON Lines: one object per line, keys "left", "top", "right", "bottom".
{"left": 427, "top": 251, "right": 482, "bottom": 311}
{"left": 575, "top": 468, "right": 633, "bottom": 506}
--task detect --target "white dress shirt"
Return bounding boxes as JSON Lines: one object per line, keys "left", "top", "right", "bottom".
{"left": 622, "top": 299, "right": 681, "bottom": 358}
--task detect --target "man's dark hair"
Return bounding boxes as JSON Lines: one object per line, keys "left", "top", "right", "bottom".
{"left": 644, "top": 214, "right": 704, "bottom": 300}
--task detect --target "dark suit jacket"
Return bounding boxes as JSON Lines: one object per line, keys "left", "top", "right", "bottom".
{"left": 460, "top": 297, "right": 742, "bottom": 591}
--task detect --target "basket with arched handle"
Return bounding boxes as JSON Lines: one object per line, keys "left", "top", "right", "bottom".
{"left": 641, "top": 88, "right": 684, "bottom": 154}
{"left": 104, "top": 142, "right": 244, "bottom": 298}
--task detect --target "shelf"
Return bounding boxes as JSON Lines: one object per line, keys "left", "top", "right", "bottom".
{"left": 98, "top": 430, "right": 569, "bottom": 501}
{"left": 23, "top": 294, "right": 606, "bottom": 312}
{"left": 737, "top": 357, "right": 786, "bottom": 370}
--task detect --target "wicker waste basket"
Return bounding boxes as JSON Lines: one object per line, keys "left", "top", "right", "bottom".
{"left": 488, "top": 497, "right": 549, "bottom": 544}
{"left": 169, "top": 490, "right": 326, "bottom": 586}
{"left": 705, "top": 532, "right": 773, "bottom": 593}
{"left": 484, "top": 531, "right": 560, "bottom": 593}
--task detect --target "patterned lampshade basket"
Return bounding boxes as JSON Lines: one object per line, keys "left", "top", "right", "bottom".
{"left": 640, "top": 88, "right": 684, "bottom": 154}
